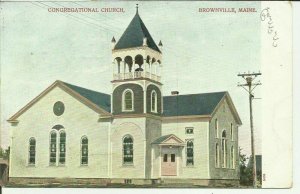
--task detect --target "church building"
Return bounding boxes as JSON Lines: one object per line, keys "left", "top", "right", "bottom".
{"left": 7, "top": 8, "right": 242, "bottom": 187}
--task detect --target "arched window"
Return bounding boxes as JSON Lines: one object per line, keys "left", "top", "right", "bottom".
{"left": 81, "top": 136, "right": 88, "bottom": 165}
{"left": 231, "top": 146, "right": 235, "bottom": 169}
{"left": 123, "top": 89, "right": 134, "bottom": 111}
{"left": 151, "top": 90, "right": 157, "bottom": 112}
{"left": 215, "top": 119, "right": 218, "bottom": 138}
{"left": 215, "top": 143, "right": 220, "bottom": 167}
{"left": 123, "top": 135, "right": 133, "bottom": 165}
{"left": 222, "top": 130, "right": 227, "bottom": 168}
{"left": 49, "top": 131, "right": 57, "bottom": 165}
{"left": 186, "top": 140, "right": 194, "bottom": 166}
{"left": 59, "top": 131, "right": 66, "bottom": 164}
{"left": 28, "top": 138, "right": 36, "bottom": 165}
{"left": 230, "top": 123, "right": 234, "bottom": 141}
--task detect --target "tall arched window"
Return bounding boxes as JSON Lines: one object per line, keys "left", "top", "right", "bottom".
{"left": 230, "top": 123, "right": 233, "bottom": 141}
{"left": 222, "top": 130, "right": 227, "bottom": 168}
{"left": 49, "top": 131, "right": 57, "bottom": 165}
{"left": 151, "top": 90, "right": 157, "bottom": 112}
{"left": 215, "top": 119, "right": 218, "bottom": 138}
{"left": 186, "top": 140, "right": 194, "bottom": 166}
{"left": 59, "top": 131, "right": 66, "bottom": 164}
{"left": 81, "top": 136, "right": 88, "bottom": 165}
{"left": 123, "top": 135, "right": 133, "bottom": 165}
{"left": 215, "top": 143, "right": 220, "bottom": 167}
{"left": 231, "top": 146, "right": 235, "bottom": 169}
{"left": 28, "top": 138, "right": 36, "bottom": 165}
{"left": 123, "top": 89, "right": 134, "bottom": 111}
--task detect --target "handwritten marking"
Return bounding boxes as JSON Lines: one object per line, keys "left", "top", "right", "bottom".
{"left": 260, "top": 7, "right": 279, "bottom": 47}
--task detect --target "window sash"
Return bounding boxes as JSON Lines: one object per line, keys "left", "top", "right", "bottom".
{"left": 81, "top": 138, "right": 88, "bottom": 165}
{"left": 124, "top": 92, "right": 133, "bottom": 110}
{"left": 59, "top": 133, "right": 66, "bottom": 164}
{"left": 28, "top": 139, "right": 36, "bottom": 165}
{"left": 49, "top": 133, "right": 57, "bottom": 165}
{"left": 123, "top": 137, "right": 133, "bottom": 164}
{"left": 186, "top": 141, "right": 194, "bottom": 165}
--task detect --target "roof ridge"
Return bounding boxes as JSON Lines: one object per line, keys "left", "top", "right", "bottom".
{"left": 163, "top": 91, "right": 227, "bottom": 97}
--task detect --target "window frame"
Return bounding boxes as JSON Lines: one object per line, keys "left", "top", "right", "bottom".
{"left": 186, "top": 139, "right": 194, "bottom": 166}
{"left": 151, "top": 90, "right": 157, "bottom": 113}
{"left": 222, "top": 130, "right": 227, "bottom": 168}
{"left": 122, "top": 135, "right": 134, "bottom": 165}
{"left": 49, "top": 131, "right": 57, "bottom": 166}
{"left": 28, "top": 137, "right": 36, "bottom": 166}
{"left": 230, "top": 123, "right": 234, "bottom": 141}
{"left": 58, "top": 130, "right": 66, "bottom": 165}
{"left": 215, "top": 119, "right": 219, "bottom": 138}
{"left": 185, "top": 127, "right": 194, "bottom": 134}
{"left": 81, "top": 136, "right": 89, "bottom": 166}
{"left": 231, "top": 146, "right": 235, "bottom": 169}
{"left": 122, "top": 89, "right": 134, "bottom": 112}
{"left": 215, "top": 143, "right": 220, "bottom": 168}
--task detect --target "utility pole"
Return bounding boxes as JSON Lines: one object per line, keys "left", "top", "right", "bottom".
{"left": 237, "top": 72, "right": 261, "bottom": 188}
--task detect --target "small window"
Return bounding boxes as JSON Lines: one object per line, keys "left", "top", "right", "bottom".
{"left": 53, "top": 101, "right": 65, "bottom": 116}
{"left": 163, "top": 154, "right": 168, "bottom": 162}
{"left": 186, "top": 127, "right": 194, "bottom": 134}
{"left": 81, "top": 136, "right": 88, "bottom": 165}
{"left": 171, "top": 154, "right": 175, "bottom": 162}
{"left": 231, "top": 146, "right": 235, "bottom": 169}
{"left": 186, "top": 140, "right": 194, "bottom": 166}
{"left": 230, "top": 123, "right": 234, "bottom": 141}
{"left": 222, "top": 130, "right": 227, "bottom": 168}
{"left": 123, "top": 135, "right": 133, "bottom": 164}
{"left": 215, "top": 119, "right": 218, "bottom": 138}
{"left": 123, "top": 89, "right": 134, "bottom": 111}
{"left": 151, "top": 90, "right": 157, "bottom": 113}
{"left": 215, "top": 143, "right": 220, "bottom": 167}
{"left": 49, "top": 131, "right": 57, "bottom": 165}
{"left": 28, "top": 138, "right": 36, "bottom": 165}
{"left": 59, "top": 131, "right": 66, "bottom": 165}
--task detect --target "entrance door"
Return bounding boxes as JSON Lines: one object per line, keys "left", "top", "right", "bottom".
{"left": 161, "top": 153, "right": 177, "bottom": 176}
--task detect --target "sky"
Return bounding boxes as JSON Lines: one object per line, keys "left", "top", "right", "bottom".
{"left": 0, "top": 1, "right": 261, "bottom": 156}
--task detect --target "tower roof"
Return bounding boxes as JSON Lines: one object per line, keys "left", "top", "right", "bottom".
{"left": 114, "top": 12, "right": 161, "bottom": 53}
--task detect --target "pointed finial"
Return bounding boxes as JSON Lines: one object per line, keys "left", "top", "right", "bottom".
{"left": 136, "top": 4, "right": 139, "bottom": 14}
{"left": 111, "top": 36, "right": 116, "bottom": 43}
{"left": 158, "top": 40, "right": 163, "bottom": 47}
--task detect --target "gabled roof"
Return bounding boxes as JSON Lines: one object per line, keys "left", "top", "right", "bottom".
{"left": 163, "top": 91, "right": 242, "bottom": 124}
{"left": 152, "top": 134, "right": 184, "bottom": 145}
{"left": 114, "top": 12, "right": 161, "bottom": 53}
{"left": 8, "top": 81, "right": 241, "bottom": 125}
{"left": 8, "top": 80, "right": 111, "bottom": 122}
{"left": 62, "top": 82, "right": 111, "bottom": 113}
{"left": 163, "top": 92, "right": 226, "bottom": 117}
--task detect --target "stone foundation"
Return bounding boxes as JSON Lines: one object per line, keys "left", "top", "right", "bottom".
{"left": 7, "top": 177, "right": 239, "bottom": 187}
{"left": 8, "top": 177, "right": 110, "bottom": 186}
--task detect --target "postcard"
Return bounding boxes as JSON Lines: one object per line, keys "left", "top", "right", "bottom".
{"left": 0, "top": 0, "right": 293, "bottom": 191}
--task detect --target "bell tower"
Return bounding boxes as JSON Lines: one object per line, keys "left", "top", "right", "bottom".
{"left": 110, "top": 5, "right": 163, "bottom": 180}
{"left": 111, "top": 5, "right": 163, "bottom": 116}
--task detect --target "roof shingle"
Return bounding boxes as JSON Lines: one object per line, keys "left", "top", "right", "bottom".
{"left": 162, "top": 92, "right": 226, "bottom": 117}
{"left": 114, "top": 13, "right": 161, "bottom": 53}
{"left": 62, "top": 82, "right": 111, "bottom": 113}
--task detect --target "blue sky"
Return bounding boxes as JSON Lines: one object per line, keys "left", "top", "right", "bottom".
{"left": 0, "top": 1, "right": 261, "bottom": 155}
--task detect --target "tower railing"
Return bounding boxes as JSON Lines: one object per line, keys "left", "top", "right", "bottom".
{"left": 113, "top": 71, "right": 161, "bottom": 82}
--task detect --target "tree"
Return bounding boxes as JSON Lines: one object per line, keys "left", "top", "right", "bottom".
{"left": 0, "top": 147, "right": 10, "bottom": 160}
{"left": 239, "top": 148, "right": 252, "bottom": 186}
